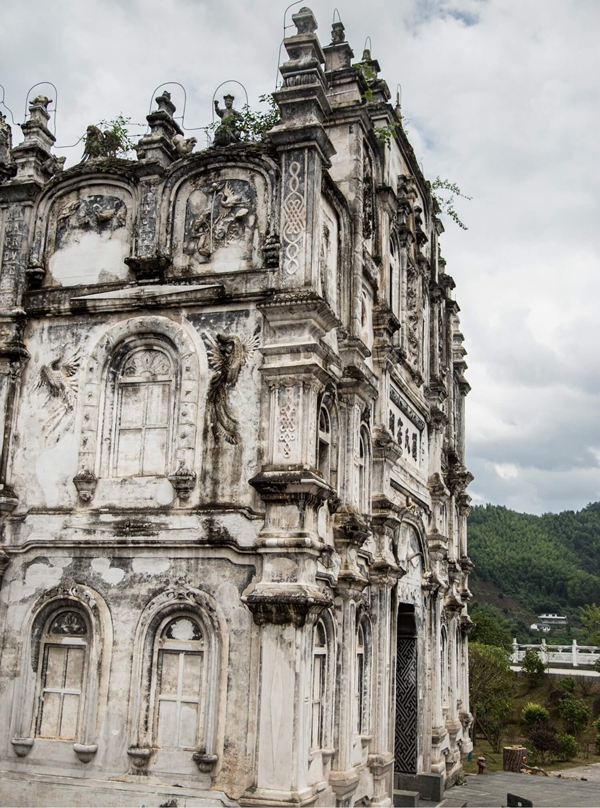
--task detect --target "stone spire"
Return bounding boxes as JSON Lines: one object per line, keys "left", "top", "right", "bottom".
{"left": 135, "top": 90, "right": 196, "bottom": 167}
{"left": 11, "top": 96, "right": 64, "bottom": 184}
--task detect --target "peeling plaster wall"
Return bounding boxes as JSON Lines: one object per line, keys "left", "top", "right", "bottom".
{"left": 0, "top": 12, "right": 472, "bottom": 807}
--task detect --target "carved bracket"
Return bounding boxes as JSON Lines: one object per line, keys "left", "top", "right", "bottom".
{"left": 192, "top": 750, "right": 218, "bottom": 773}
{"left": 73, "top": 742, "right": 98, "bottom": 763}
{"left": 73, "top": 469, "right": 98, "bottom": 503}
{"left": 127, "top": 746, "right": 152, "bottom": 774}
{"left": 11, "top": 738, "right": 34, "bottom": 757}
{"left": 168, "top": 466, "right": 197, "bottom": 500}
{"left": 125, "top": 254, "right": 171, "bottom": 283}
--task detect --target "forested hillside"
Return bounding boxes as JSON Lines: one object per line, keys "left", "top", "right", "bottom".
{"left": 468, "top": 502, "right": 600, "bottom": 620}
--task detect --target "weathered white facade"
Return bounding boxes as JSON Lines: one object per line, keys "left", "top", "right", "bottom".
{"left": 0, "top": 9, "right": 473, "bottom": 806}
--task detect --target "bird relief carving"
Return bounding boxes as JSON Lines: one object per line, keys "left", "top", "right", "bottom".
{"left": 201, "top": 328, "right": 261, "bottom": 445}
{"left": 55, "top": 194, "right": 127, "bottom": 249}
{"left": 35, "top": 349, "right": 82, "bottom": 441}
{"left": 183, "top": 179, "right": 256, "bottom": 266}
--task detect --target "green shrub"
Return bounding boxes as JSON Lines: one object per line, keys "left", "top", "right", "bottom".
{"left": 558, "top": 697, "right": 592, "bottom": 735}
{"left": 556, "top": 732, "right": 579, "bottom": 761}
{"left": 529, "top": 722, "right": 558, "bottom": 762}
{"left": 593, "top": 715, "right": 600, "bottom": 733}
{"left": 557, "top": 677, "right": 576, "bottom": 695}
{"left": 522, "top": 702, "right": 550, "bottom": 726}
{"left": 595, "top": 732, "right": 600, "bottom": 754}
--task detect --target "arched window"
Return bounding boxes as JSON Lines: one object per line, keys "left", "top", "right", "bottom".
{"left": 355, "top": 619, "right": 371, "bottom": 735}
{"left": 317, "top": 405, "right": 331, "bottom": 482}
{"left": 36, "top": 609, "right": 89, "bottom": 741}
{"left": 441, "top": 626, "right": 448, "bottom": 708}
{"left": 357, "top": 426, "right": 371, "bottom": 514}
{"left": 151, "top": 615, "right": 206, "bottom": 750}
{"left": 102, "top": 340, "right": 178, "bottom": 478}
{"left": 311, "top": 620, "right": 328, "bottom": 750}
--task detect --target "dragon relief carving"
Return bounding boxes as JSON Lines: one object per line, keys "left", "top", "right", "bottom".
{"left": 202, "top": 328, "right": 260, "bottom": 445}
{"left": 35, "top": 349, "right": 82, "bottom": 441}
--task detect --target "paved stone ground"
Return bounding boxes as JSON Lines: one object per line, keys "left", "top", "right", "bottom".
{"left": 443, "top": 770, "right": 600, "bottom": 806}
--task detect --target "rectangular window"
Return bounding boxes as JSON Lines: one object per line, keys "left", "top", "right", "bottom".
{"left": 156, "top": 650, "right": 203, "bottom": 749}
{"left": 115, "top": 381, "right": 170, "bottom": 476}
{"left": 38, "top": 644, "right": 85, "bottom": 740}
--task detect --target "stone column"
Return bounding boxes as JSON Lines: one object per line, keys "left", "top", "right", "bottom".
{"left": 242, "top": 594, "right": 331, "bottom": 806}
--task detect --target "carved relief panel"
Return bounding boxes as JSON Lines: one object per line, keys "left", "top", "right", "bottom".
{"left": 45, "top": 187, "right": 133, "bottom": 287}
{"left": 388, "top": 383, "right": 427, "bottom": 477}
{"left": 173, "top": 169, "right": 267, "bottom": 274}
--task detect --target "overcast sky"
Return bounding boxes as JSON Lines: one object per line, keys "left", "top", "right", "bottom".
{"left": 2, "top": 0, "right": 599, "bottom": 515}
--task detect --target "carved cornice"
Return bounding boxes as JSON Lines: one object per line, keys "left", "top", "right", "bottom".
{"left": 124, "top": 253, "right": 171, "bottom": 282}
{"left": 249, "top": 469, "right": 334, "bottom": 506}
{"left": 333, "top": 506, "right": 371, "bottom": 547}
{"left": 242, "top": 585, "right": 332, "bottom": 628}
{"left": 372, "top": 426, "right": 402, "bottom": 464}
{"left": 460, "top": 614, "right": 474, "bottom": 635}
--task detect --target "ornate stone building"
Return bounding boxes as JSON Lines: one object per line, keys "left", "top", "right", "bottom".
{"left": 0, "top": 8, "right": 473, "bottom": 806}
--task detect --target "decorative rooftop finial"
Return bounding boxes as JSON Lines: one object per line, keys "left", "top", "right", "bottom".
{"left": 155, "top": 90, "right": 176, "bottom": 118}
{"left": 331, "top": 21, "right": 345, "bottom": 45}
{"left": 28, "top": 95, "right": 52, "bottom": 127}
{"left": 292, "top": 6, "right": 318, "bottom": 35}
{"left": 0, "top": 111, "right": 16, "bottom": 179}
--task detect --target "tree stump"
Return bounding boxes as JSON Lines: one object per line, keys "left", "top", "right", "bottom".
{"left": 503, "top": 746, "right": 528, "bottom": 772}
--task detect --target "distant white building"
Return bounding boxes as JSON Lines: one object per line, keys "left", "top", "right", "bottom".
{"left": 531, "top": 614, "right": 567, "bottom": 632}
{"left": 530, "top": 623, "right": 552, "bottom": 633}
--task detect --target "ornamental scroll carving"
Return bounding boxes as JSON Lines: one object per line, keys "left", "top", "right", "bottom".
{"left": 281, "top": 152, "right": 307, "bottom": 276}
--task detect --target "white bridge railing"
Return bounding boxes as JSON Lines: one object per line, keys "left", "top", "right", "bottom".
{"left": 511, "top": 639, "right": 600, "bottom": 669}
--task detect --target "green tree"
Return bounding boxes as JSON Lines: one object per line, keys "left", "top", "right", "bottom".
{"left": 470, "top": 603, "right": 513, "bottom": 650}
{"left": 521, "top": 648, "right": 546, "bottom": 690}
{"left": 580, "top": 603, "right": 600, "bottom": 645}
{"left": 469, "top": 642, "right": 514, "bottom": 749}
{"left": 558, "top": 697, "right": 592, "bottom": 736}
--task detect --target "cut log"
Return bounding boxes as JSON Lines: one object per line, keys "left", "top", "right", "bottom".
{"left": 503, "top": 746, "right": 528, "bottom": 772}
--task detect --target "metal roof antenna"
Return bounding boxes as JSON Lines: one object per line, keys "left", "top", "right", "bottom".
{"left": 332, "top": 8, "right": 342, "bottom": 24}
{"left": 362, "top": 36, "right": 372, "bottom": 60}
{"left": 0, "top": 85, "right": 17, "bottom": 126}
{"left": 275, "top": 0, "right": 303, "bottom": 89}
{"left": 24, "top": 82, "right": 58, "bottom": 135}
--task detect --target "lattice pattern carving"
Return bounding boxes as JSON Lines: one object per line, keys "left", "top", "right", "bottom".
{"left": 281, "top": 155, "right": 306, "bottom": 276}
{"left": 394, "top": 637, "right": 418, "bottom": 774}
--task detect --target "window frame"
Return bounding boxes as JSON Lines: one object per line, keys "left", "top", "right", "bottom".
{"left": 35, "top": 609, "right": 90, "bottom": 742}
{"left": 150, "top": 614, "right": 207, "bottom": 751}
{"left": 100, "top": 336, "right": 181, "bottom": 479}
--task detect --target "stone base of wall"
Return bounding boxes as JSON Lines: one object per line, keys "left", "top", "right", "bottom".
{"left": 0, "top": 770, "right": 237, "bottom": 808}
{"left": 394, "top": 770, "right": 447, "bottom": 802}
